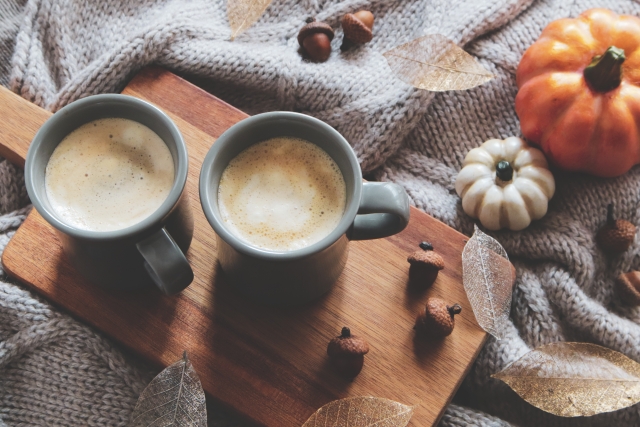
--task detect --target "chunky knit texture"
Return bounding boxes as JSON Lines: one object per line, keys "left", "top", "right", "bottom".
{"left": 1, "top": 0, "right": 640, "bottom": 426}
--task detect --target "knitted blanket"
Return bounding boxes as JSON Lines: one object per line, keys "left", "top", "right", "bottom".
{"left": 2, "top": 0, "right": 640, "bottom": 426}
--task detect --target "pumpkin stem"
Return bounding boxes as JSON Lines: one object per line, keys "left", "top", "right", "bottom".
{"left": 584, "top": 46, "right": 625, "bottom": 92}
{"left": 496, "top": 161, "right": 513, "bottom": 181}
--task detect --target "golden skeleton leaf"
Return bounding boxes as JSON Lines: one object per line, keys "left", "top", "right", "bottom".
{"left": 227, "top": 0, "right": 273, "bottom": 40}
{"left": 383, "top": 34, "right": 493, "bottom": 91}
{"left": 493, "top": 342, "right": 640, "bottom": 417}
{"left": 302, "top": 396, "right": 414, "bottom": 427}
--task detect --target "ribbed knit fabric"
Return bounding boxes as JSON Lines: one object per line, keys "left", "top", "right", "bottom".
{"left": 1, "top": 0, "right": 640, "bottom": 426}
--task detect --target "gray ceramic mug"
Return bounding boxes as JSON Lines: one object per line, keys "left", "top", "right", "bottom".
{"left": 25, "top": 94, "right": 194, "bottom": 295}
{"left": 199, "top": 112, "right": 410, "bottom": 304}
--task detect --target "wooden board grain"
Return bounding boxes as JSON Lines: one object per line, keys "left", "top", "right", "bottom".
{"left": 0, "top": 87, "right": 50, "bottom": 167}
{"left": 1, "top": 68, "right": 487, "bottom": 427}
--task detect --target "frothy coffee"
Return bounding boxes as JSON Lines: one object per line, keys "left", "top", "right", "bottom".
{"left": 45, "top": 118, "right": 174, "bottom": 232}
{"left": 218, "top": 137, "right": 346, "bottom": 251}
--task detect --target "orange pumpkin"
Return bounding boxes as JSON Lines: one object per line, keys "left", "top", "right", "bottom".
{"left": 516, "top": 8, "right": 640, "bottom": 177}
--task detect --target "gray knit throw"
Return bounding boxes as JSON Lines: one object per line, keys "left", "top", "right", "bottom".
{"left": 2, "top": 0, "right": 640, "bottom": 426}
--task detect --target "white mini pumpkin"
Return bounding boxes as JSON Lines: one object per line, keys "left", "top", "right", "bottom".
{"left": 455, "top": 137, "right": 555, "bottom": 231}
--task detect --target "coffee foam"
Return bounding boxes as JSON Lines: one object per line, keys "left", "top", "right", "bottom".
{"left": 217, "top": 137, "right": 346, "bottom": 251}
{"left": 45, "top": 118, "right": 175, "bottom": 232}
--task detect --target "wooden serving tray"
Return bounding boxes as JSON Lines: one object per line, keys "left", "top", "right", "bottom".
{"left": 0, "top": 68, "right": 486, "bottom": 427}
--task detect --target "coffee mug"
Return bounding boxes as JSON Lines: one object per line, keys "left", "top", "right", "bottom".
{"left": 199, "top": 112, "right": 411, "bottom": 304}
{"left": 25, "top": 94, "right": 194, "bottom": 295}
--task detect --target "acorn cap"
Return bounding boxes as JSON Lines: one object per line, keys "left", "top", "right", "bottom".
{"left": 616, "top": 271, "right": 640, "bottom": 306}
{"left": 407, "top": 248, "right": 445, "bottom": 271}
{"left": 327, "top": 327, "right": 370, "bottom": 357}
{"left": 341, "top": 13, "right": 373, "bottom": 44}
{"left": 298, "top": 20, "right": 335, "bottom": 47}
{"left": 596, "top": 203, "right": 636, "bottom": 253}
{"left": 415, "top": 298, "right": 461, "bottom": 338}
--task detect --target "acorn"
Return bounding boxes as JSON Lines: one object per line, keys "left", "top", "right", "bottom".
{"left": 414, "top": 298, "right": 462, "bottom": 339}
{"left": 298, "top": 18, "right": 334, "bottom": 62}
{"left": 407, "top": 241, "right": 445, "bottom": 286}
{"left": 327, "top": 327, "right": 369, "bottom": 379}
{"left": 615, "top": 271, "right": 640, "bottom": 306}
{"left": 596, "top": 203, "right": 636, "bottom": 253}
{"left": 341, "top": 10, "right": 374, "bottom": 51}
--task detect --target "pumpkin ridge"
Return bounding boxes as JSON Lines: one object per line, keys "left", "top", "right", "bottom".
{"left": 514, "top": 178, "right": 547, "bottom": 220}
{"left": 516, "top": 72, "right": 585, "bottom": 145}
{"left": 581, "top": 95, "right": 609, "bottom": 173}
{"left": 515, "top": 39, "right": 580, "bottom": 85}
{"left": 458, "top": 181, "right": 471, "bottom": 200}
{"left": 537, "top": 78, "right": 587, "bottom": 153}
{"left": 461, "top": 177, "right": 494, "bottom": 218}
{"left": 455, "top": 164, "right": 492, "bottom": 199}
{"left": 620, "top": 85, "right": 640, "bottom": 168}
{"left": 622, "top": 50, "right": 640, "bottom": 85}
{"left": 611, "top": 13, "right": 640, "bottom": 52}
{"left": 515, "top": 153, "right": 547, "bottom": 170}
{"left": 541, "top": 18, "right": 593, "bottom": 49}
{"left": 503, "top": 184, "right": 530, "bottom": 230}
{"left": 478, "top": 186, "right": 504, "bottom": 230}
{"left": 499, "top": 199, "right": 509, "bottom": 230}
{"left": 540, "top": 79, "right": 606, "bottom": 171}
{"left": 583, "top": 9, "right": 620, "bottom": 44}
{"left": 517, "top": 166, "right": 555, "bottom": 198}
{"left": 589, "top": 88, "right": 640, "bottom": 176}
{"left": 474, "top": 179, "right": 494, "bottom": 218}
{"left": 517, "top": 185, "right": 535, "bottom": 221}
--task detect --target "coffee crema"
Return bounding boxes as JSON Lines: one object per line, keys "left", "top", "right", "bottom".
{"left": 218, "top": 137, "right": 346, "bottom": 251}
{"left": 45, "top": 118, "right": 174, "bottom": 232}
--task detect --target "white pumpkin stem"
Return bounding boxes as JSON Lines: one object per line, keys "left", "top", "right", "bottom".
{"left": 496, "top": 161, "right": 513, "bottom": 181}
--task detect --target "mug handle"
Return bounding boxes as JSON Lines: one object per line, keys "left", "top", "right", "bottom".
{"left": 136, "top": 228, "right": 194, "bottom": 295}
{"left": 349, "top": 182, "right": 411, "bottom": 240}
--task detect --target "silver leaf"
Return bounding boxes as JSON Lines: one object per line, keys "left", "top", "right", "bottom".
{"left": 383, "top": 34, "right": 494, "bottom": 92}
{"left": 462, "top": 225, "right": 512, "bottom": 339}
{"left": 128, "top": 351, "right": 206, "bottom": 427}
